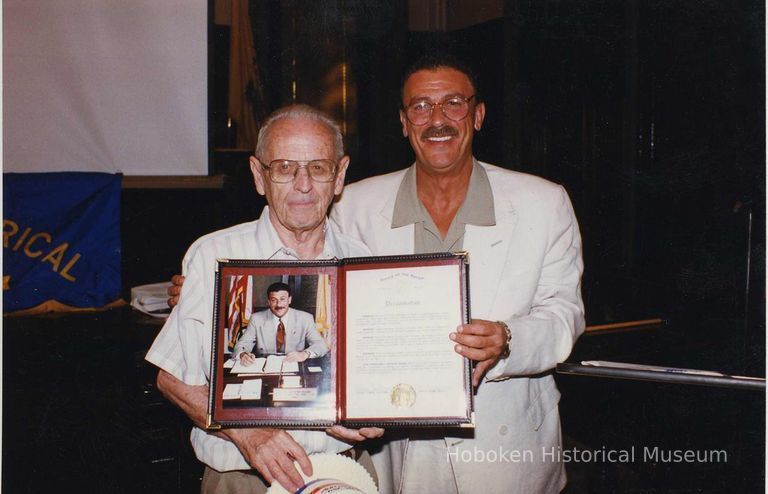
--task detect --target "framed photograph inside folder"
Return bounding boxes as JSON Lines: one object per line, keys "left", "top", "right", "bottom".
{"left": 207, "top": 253, "right": 474, "bottom": 429}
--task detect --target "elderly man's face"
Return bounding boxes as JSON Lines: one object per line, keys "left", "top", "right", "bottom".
{"left": 250, "top": 118, "right": 348, "bottom": 234}
{"left": 267, "top": 290, "right": 291, "bottom": 318}
{"left": 399, "top": 67, "right": 485, "bottom": 175}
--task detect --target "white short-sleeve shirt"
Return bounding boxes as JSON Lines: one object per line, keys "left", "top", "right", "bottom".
{"left": 145, "top": 207, "right": 370, "bottom": 472}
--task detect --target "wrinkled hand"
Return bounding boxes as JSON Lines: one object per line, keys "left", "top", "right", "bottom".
{"left": 284, "top": 351, "right": 309, "bottom": 363}
{"left": 167, "top": 274, "right": 185, "bottom": 308}
{"left": 450, "top": 319, "right": 507, "bottom": 387}
{"left": 325, "top": 425, "right": 385, "bottom": 443}
{"left": 224, "top": 428, "right": 312, "bottom": 492}
{"left": 239, "top": 352, "right": 258, "bottom": 366}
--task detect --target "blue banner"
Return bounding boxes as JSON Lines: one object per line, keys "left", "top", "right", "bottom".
{"left": 3, "top": 173, "right": 122, "bottom": 313}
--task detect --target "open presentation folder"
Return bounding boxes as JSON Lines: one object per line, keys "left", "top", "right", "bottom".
{"left": 207, "top": 253, "right": 475, "bottom": 429}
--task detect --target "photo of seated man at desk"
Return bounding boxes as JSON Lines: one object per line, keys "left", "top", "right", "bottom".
{"left": 221, "top": 278, "right": 333, "bottom": 409}
{"left": 234, "top": 281, "right": 328, "bottom": 364}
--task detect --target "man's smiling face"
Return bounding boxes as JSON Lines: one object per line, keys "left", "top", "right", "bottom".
{"left": 399, "top": 67, "right": 485, "bottom": 176}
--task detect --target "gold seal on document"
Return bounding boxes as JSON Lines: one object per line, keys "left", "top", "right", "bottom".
{"left": 390, "top": 383, "right": 416, "bottom": 408}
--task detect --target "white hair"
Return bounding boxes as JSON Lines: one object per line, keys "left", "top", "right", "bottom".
{"left": 255, "top": 104, "right": 344, "bottom": 161}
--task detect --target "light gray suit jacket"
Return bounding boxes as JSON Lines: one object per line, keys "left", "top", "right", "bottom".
{"left": 330, "top": 161, "right": 585, "bottom": 494}
{"left": 233, "top": 307, "right": 328, "bottom": 358}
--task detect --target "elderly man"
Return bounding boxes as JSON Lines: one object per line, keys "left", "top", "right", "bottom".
{"left": 146, "top": 104, "right": 383, "bottom": 494}
{"left": 234, "top": 282, "right": 327, "bottom": 365}
{"left": 330, "top": 53, "right": 585, "bottom": 493}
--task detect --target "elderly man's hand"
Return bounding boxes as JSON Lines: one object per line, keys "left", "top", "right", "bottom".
{"left": 224, "top": 428, "right": 312, "bottom": 492}
{"left": 167, "top": 274, "right": 185, "bottom": 308}
{"left": 450, "top": 319, "right": 508, "bottom": 387}
{"left": 325, "top": 425, "right": 385, "bottom": 443}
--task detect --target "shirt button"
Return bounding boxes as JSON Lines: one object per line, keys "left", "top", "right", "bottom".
{"left": 498, "top": 425, "right": 508, "bottom": 436}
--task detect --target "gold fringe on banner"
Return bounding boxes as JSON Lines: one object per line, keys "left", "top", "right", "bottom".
{"left": 5, "top": 299, "right": 127, "bottom": 317}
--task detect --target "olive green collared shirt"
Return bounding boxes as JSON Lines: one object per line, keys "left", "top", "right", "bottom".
{"left": 391, "top": 160, "right": 496, "bottom": 253}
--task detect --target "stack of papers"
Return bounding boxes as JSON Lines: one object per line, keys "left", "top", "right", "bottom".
{"left": 230, "top": 355, "right": 299, "bottom": 374}
{"left": 265, "top": 355, "right": 299, "bottom": 373}
{"left": 231, "top": 357, "right": 267, "bottom": 374}
{"left": 130, "top": 282, "right": 173, "bottom": 318}
{"left": 281, "top": 375, "right": 303, "bottom": 388}
{"left": 223, "top": 379, "right": 263, "bottom": 400}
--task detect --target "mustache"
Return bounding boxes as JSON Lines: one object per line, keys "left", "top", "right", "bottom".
{"left": 421, "top": 125, "right": 458, "bottom": 140}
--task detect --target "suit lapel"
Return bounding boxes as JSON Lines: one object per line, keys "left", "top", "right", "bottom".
{"left": 256, "top": 312, "right": 274, "bottom": 354}
{"left": 463, "top": 196, "right": 518, "bottom": 319}
{"left": 378, "top": 189, "right": 397, "bottom": 224}
{"left": 378, "top": 192, "right": 415, "bottom": 255}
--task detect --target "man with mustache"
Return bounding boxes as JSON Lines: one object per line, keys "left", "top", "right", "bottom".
{"left": 330, "top": 53, "right": 585, "bottom": 493}
{"left": 234, "top": 281, "right": 328, "bottom": 365}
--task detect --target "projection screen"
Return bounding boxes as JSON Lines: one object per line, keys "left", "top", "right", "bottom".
{"left": 3, "top": 0, "right": 208, "bottom": 175}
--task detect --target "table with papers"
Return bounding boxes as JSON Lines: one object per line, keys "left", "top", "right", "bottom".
{"left": 220, "top": 354, "right": 330, "bottom": 408}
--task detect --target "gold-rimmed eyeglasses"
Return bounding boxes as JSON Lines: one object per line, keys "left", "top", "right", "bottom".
{"left": 402, "top": 95, "right": 475, "bottom": 126}
{"left": 261, "top": 159, "right": 337, "bottom": 183}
